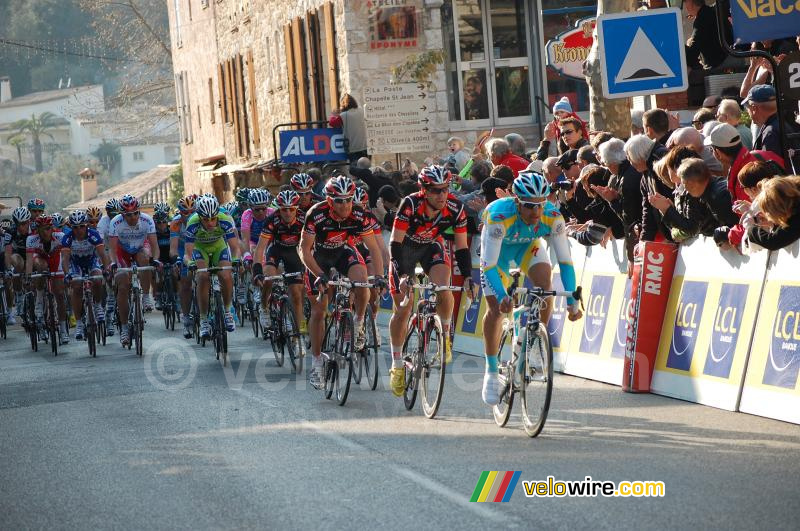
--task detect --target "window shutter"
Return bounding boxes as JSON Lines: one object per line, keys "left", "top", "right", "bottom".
{"left": 322, "top": 2, "right": 339, "bottom": 108}
{"left": 292, "top": 17, "right": 310, "bottom": 124}
{"left": 247, "top": 50, "right": 260, "bottom": 149}
{"left": 284, "top": 24, "right": 299, "bottom": 124}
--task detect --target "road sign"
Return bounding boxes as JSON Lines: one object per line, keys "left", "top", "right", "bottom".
{"left": 363, "top": 82, "right": 433, "bottom": 155}
{"left": 597, "top": 8, "right": 688, "bottom": 99}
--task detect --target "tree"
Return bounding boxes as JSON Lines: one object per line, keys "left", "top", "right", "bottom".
{"left": 583, "top": 0, "right": 638, "bottom": 138}
{"left": 8, "top": 134, "right": 26, "bottom": 170}
{"left": 10, "top": 112, "right": 59, "bottom": 172}
{"left": 92, "top": 140, "right": 121, "bottom": 173}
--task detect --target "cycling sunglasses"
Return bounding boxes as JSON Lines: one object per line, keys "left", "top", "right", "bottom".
{"left": 298, "top": 191, "right": 313, "bottom": 196}
{"left": 252, "top": 207, "right": 268, "bottom": 212}
{"left": 123, "top": 211, "right": 140, "bottom": 217}
{"left": 519, "top": 200, "right": 546, "bottom": 210}
{"left": 72, "top": 224, "right": 87, "bottom": 229}
{"left": 332, "top": 197, "right": 353, "bottom": 204}
{"left": 425, "top": 186, "right": 449, "bottom": 195}
{"left": 200, "top": 216, "right": 218, "bottom": 222}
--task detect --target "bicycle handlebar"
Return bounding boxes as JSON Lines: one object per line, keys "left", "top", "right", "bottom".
{"left": 29, "top": 271, "right": 65, "bottom": 278}
{"left": 195, "top": 266, "right": 234, "bottom": 273}
{"left": 116, "top": 266, "right": 155, "bottom": 273}
{"left": 263, "top": 272, "right": 302, "bottom": 282}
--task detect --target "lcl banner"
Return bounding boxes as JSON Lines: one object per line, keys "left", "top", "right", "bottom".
{"left": 622, "top": 242, "right": 678, "bottom": 393}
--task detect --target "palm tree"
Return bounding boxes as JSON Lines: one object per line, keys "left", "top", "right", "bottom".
{"left": 92, "top": 140, "right": 121, "bottom": 173}
{"left": 10, "top": 112, "right": 59, "bottom": 172}
{"left": 7, "top": 133, "right": 25, "bottom": 170}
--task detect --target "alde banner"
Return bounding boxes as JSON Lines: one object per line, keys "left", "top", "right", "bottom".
{"left": 729, "top": 0, "right": 800, "bottom": 43}
{"left": 279, "top": 127, "right": 347, "bottom": 163}
{"left": 622, "top": 242, "right": 678, "bottom": 393}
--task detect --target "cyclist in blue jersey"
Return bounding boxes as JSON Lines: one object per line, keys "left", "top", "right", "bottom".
{"left": 479, "top": 172, "right": 583, "bottom": 406}
{"left": 169, "top": 195, "right": 197, "bottom": 338}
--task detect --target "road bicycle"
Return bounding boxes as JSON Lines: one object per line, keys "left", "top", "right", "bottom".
{"left": 319, "top": 271, "right": 371, "bottom": 406}
{"left": 492, "top": 270, "right": 583, "bottom": 437}
{"left": 0, "top": 272, "right": 9, "bottom": 339}
{"left": 73, "top": 273, "right": 106, "bottom": 357}
{"left": 116, "top": 265, "right": 155, "bottom": 357}
{"left": 352, "top": 276, "right": 383, "bottom": 391}
{"left": 400, "top": 268, "right": 468, "bottom": 419}
{"left": 159, "top": 263, "right": 179, "bottom": 331}
{"left": 261, "top": 272, "right": 304, "bottom": 372}
{"left": 195, "top": 265, "right": 234, "bottom": 367}
{"left": 29, "top": 271, "right": 65, "bottom": 355}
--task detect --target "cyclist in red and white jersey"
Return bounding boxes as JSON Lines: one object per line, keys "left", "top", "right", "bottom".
{"left": 25, "top": 215, "right": 68, "bottom": 341}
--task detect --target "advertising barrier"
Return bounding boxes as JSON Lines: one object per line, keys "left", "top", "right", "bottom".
{"left": 650, "top": 237, "right": 768, "bottom": 410}
{"left": 562, "top": 239, "right": 629, "bottom": 385}
{"left": 622, "top": 241, "right": 678, "bottom": 393}
{"left": 739, "top": 241, "right": 800, "bottom": 424}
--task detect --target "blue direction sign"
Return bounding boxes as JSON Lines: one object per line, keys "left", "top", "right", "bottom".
{"left": 597, "top": 8, "right": 688, "bottom": 99}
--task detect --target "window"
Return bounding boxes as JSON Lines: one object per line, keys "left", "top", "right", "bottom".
{"left": 201, "top": 0, "right": 208, "bottom": 8}
{"left": 274, "top": 30, "right": 283, "bottom": 90}
{"left": 218, "top": 63, "right": 228, "bottom": 123}
{"left": 208, "top": 77, "right": 215, "bottom": 123}
{"left": 133, "top": 151, "right": 144, "bottom": 161}
{"left": 175, "top": 71, "right": 193, "bottom": 144}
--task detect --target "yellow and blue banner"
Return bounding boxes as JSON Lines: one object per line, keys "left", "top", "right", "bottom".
{"left": 470, "top": 471, "right": 521, "bottom": 503}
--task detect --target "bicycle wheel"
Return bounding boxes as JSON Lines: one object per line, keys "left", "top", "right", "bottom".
{"left": 280, "top": 299, "right": 302, "bottom": 373}
{"left": 351, "top": 318, "right": 363, "bottom": 386}
{"left": 268, "top": 301, "right": 283, "bottom": 367}
{"left": 0, "top": 289, "right": 7, "bottom": 339}
{"left": 520, "top": 322, "right": 554, "bottom": 438}
{"left": 214, "top": 291, "right": 228, "bottom": 367}
{"left": 47, "top": 294, "right": 58, "bottom": 356}
{"left": 321, "top": 318, "right": 337, "bottom": 400}
{"left": 401, "top": 325, "right": 420, "bottom": 411}
{"left": 191, "top": 292, "right": 201, "bottom": 345}
{"left": 363, "top": 306, "right": 379, "bottom": 390}
{"left": 133, "top": 290, "right": 143, "bottom": 357}
{"left": 421, "top": 315, "right": 446, "bottom": 419}
{"left": 98, "top": 319, "right": 106, "bottom": 346}
{"left": 333, "top": 313, "right": 353, "bottom": 406}
{"left": 86, "top": 306, "right": 97, "bottom": 358}
{"left": 26, "top": 293, "right": 38, "bottom": 352}
{"left": 492, "top": 328, "right": 514, "bottom": 427}
{"left": 249, "top": 295, "right": 259, "bottom": 337}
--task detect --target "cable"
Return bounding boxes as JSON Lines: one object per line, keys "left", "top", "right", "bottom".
{"left": 0, "top": 38, "right": 165, "bottom": 65}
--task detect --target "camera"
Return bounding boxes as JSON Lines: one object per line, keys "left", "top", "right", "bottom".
{"left": 554, "top": 181, "right": 573, "bottom": 191}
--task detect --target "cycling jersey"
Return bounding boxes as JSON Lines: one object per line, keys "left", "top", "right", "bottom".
{"left": 393, "top": 191, "right": 467, "bottom": 245}
{"left": 61, "top": 228, "right": 104, "bottom": 273}
{"left": 303, "top": 202, "right": 373, "bottom": 252}
{"left": 241, "top": 208, "right": 273, "bottom": 247}
{"left": 259, "top": 211, "right": 305, "bottom": 248}
{"left": 184, "top": 212, "right": 237, "bottom": 247}
{"left": 109, "top": 213, "right": 156, "bottom": 253}
{"left": 230, "top": 205, "right": 247, "bottom": 230}
{"left": 27, "top": 232, "right": 65, "bottom": 272}
{"left": 97, "top": 215, "right": 113, "bottom": 243}
{"left": 298, "top": 193, "right": 323, "bottom": 214}
{"left": 156, "top": 227, "right": 171, "bottom": 262}
{"left": 479, "top": 197, "right": 576, "bottom": 305}
{"left": 4, "top": 226, "right": 31, "bottom": 255}
{"left": 350, "top": 209, "right": 381, "bottom": 247}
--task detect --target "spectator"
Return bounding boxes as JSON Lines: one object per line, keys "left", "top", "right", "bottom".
{"left": 747, "top": 176, "right": 800, "bottom": 250}
{"left": 738, "top": 160, "right": 781, "bottom": 200}
{"left": 306, "top": 167, "right": 324, "bottom": 196}
{"left": 349, "top": 157, "right": 394, "bottom": 206}
{"left": 401, "top": 158, "right": 419, "bottom": 180}
{"left": 702, "top": 120, "right": 721, "bottom": 139}
{"left": 525, "top": 159, "right": 544, "bottom": 173}
{"left": 577, "top": 144, "right": 599, "bottom": 167}
{"left": 719, "top": 160, "right": 784, "bottom": 248}
{"left": 487, "top": 138, "right": 529, "bottom": 176}
{"left": 534, "top": 97, "right": 589, "bottom": 160}
{"left": 568, "top": 165, "right": 624, "bottom": 246}
{"left": 684, "top": 0, "right": 734, "bottom": 70}
{"left": 667, "top": 127, "right": 725, "bottom": 176}
{"left": 489, "top": 164, "right": 514, "bottom": 187}
{"left": 631, "top": 110, "right": 645, "bottom": 137}
{"left": 481, "top": 177, "right": 510, "bottom": 205}
{"left": 504, "top": 133, "right": 527, "bottom": 158}
{"left": 716, "top": 99, "right": 753, "bottom": 149}
{"left": 744, "top": 84, "right": 781, "bottom": 155}
{"left": 329, "top": 93, "right": 368, "bottom": 163}
{"left": 590, "top": 131, "right": 614, "bottom": 152}
{"left": 704, "top": 122, "right": 784, "bottom": 202}
{"left": 541, "top": 156, "right": 563, "bottom": 204}
{"left": 595, "top": 138, "right": 643, "bottom": 260}
{"left": 558, "top": 117, "right": 590, "bottom": 152}
{"left": 374, "top": 185, "right": 401, "bottom": 228}
{"left": 692, "top": 108, "right": 716, "bottom": 131}
{"left": 643, "top": 109, "right": 673, "bottom": 146}
{"left": 702, "top": 96, "right": 722, "bottom": 115}
{"left": 470, "top": 159, "right": 492, "bottom": 186}
{"left": 397, "top": 179, "right": 420, "bottom": 197}
{"left": 625, "top": 134, "right": 672, "bottom": 242}
{"left": 444, "top": 136, "right": 471, "bottom": 172}
{"left": 678, "top": 158, "right": 739, "bottom": 229}
{"left": 558, "top": 149, "right": 592, "bottom": 223}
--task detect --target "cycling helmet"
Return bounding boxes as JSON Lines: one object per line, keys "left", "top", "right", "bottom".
{"left": 290, "top": 173, "right": 314, "bottom": 191}
{"left": 105, "top": 198, "right": 121, "bottom": 215}
{"left": 177, "top": 195, "right": 195, "bottom": 213}
{"left": 248, "top": 189, "right": 271, "bottom": 206}
{"left": 35, "top": 215, "right": 53, "bottom": 227}
{"left": 153, "top": 210, "right": 170, "bottom": 223}
{"left": 51, "top": 212, "right": 65, "bottom": 229}
{"left": 324, "top": 175, "right": 356, "bottom": 199}
{"left": 195, "top": 195, "right": 220, "bottom": 218}
{"left": 69, "top": 210, "right": 89, "bottom": 226}
{"left": 418, "top": 165, "right": 451, "bottom": 186}
{"left": 224, "top": 201, "right": 238, "bottom": 213}
{"left": 354, "top": 187, "right": 369, "bottom": 207}
{"left": 28, "top": 198, "right": 46, "bottom": 211}
{"left": 120, "top": 194, "right": 140, "bottom": 212}
{"left": 86, "top": 206, "right": 102, "bottom": 220}
{"left": 154, "top": 202, "right": 170, "bottom": 215}
{"left": 512, "top": 171, "right": 550, "bottom": 199}
{"left": 276, "top": 190, "right": 300, "bottom": 208}
{"left": 12, "top": 207, "right": 31, "bottom": 224}
{"left": 235, "top": 188, "right": 251, "bottom": 203}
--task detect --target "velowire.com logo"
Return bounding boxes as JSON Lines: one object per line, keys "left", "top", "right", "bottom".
{"left": 469, "top": 471, "right": 521, "bottom": 503}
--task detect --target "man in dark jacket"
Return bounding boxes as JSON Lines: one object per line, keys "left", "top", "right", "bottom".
{"left": 744, "top": 85, "right": 782, "bottom": 157}
{"left": 679, "top": 158, "right": 739, "bottom": 228}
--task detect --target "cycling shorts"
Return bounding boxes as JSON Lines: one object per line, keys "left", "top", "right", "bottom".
{"left": 389, "top": 239, "right": 449, "bottom": 295}
{"left": 480, "top": 239, "right": 548, "bottom": 299}
{"left": 265, "top": 245, "right": 303, "bottom": 284}
{"left": 356, "top": 242, "right": 371, "bottom": 265}
{"left": 191, "top": 240, "right": 231, "bottom": 267}
{"left": 304, "top": 246, "right": 365, "bottom": 296}
{"left": 116, "top": 246, "right": 144, "bottom": 268}
{"left": 69, "top": 256, "right": 102, "bottom": 277}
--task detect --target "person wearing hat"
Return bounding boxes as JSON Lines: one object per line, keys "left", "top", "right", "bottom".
{"left": 534, "top": 97, "right": 588, "bottom": 160}
{"left": 705, "top": 122, "right": 785, "bottom": 202}
{"left": 744, "top": 84, "right": 781, "bottom": 156}
{"left": 716, "top": 99, "right": 753, "bottom": 149}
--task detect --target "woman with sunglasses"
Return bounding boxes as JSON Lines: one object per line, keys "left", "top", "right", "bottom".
{"left": 387, "top": 165, "right": 477, "bottom": 398}
{"left": 61, "top": 210, "right": 109, "bottom": 341}
{"left": 479, "top": 172, "right": 583, "bottom": 406}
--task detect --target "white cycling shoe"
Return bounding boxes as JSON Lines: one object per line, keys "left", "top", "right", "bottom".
{"left": 482, "top": 372, "right": 501, "bottom": 406}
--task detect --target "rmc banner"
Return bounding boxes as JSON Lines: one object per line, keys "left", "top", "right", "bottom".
{"left": 729, "top": 0, "right": 800, "bottom": 43}
{"left": 279, "top": 127, "right": 348, "bottom": 164}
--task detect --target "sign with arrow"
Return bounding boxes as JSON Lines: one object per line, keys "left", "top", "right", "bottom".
{"left": 363, "top": 82, "right": 433, "bottom": 155}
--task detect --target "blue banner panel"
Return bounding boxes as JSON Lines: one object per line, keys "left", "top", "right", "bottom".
{"left": 730, "top": 0, "right": 800, "bottom": 44}
{"left": 279, "top": 128, "right": 348, "bottom": 163}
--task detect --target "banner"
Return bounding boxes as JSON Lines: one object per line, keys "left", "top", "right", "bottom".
{"left": 739, "top": 240, "right": 800, "bottom": 423}
{"left": 730, "top": 0, "right": 800, "bottom": 43}
{"left": 622, "top": 241, "right": 678, "bottom": 393}
{"left": 279, "top": 127, "right": 347, "bottom": 163}
{"left": 650, "top": 237, "right": 768, "bottom": 410}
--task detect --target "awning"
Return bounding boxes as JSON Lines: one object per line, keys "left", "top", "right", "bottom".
{"left": 194, "top": 153, "right": 226, "bottom": 164}
{"left": 196, "top": 162, "right": 220, "bottom": 172}
{"left": 213, "top": 162, "right": 259, "bottom": 175}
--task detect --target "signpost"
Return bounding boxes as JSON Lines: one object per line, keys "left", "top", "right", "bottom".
{"left": 363, "top": 82, "right": 433, "bottom": 155}
{"left": 597, "top": 8, "right": 688, "bottom": 99}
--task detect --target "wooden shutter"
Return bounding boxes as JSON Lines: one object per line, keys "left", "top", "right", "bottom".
{"left": 306, "top": 9, "right": 325, "bottom": 122}
{"left": 236, "top": 53, "right": 250, "bottom": 157}
{"left": 246, "top": 50, "right": 260, "bottom": 149}
{"left": 291, "top": 17, "right": 310, "bottom": 124}
{"left": 322, "top": 2, "right": 339, "bottom": 108}
{"left": 217, "top": 63, "right": 227, "bottom": 123}
{"left": 208, "top": 78, "right": 215, "bottom": 124}
{"left": 229, "top": 58, "right": 241, "bottom": 156}
{"left": 284, "top": 24, "right": 299, "bottom": 123}
{"left": 225, "top": 59, "right": 235, "bottom": 125}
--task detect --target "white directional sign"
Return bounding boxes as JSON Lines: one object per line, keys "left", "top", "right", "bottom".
{"left": 363, "top": 82, "right": 433, "bottom": 155}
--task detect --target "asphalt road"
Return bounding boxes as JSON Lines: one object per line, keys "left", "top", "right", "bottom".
{"left": 1, "top": 315, "right": 799, "bottom": 530}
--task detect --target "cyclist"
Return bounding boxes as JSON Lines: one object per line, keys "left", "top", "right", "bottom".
{"left": 479, "top": 172, "right": 583, "bottom": 405}
{"left": 300, "top": 176, "right": 385, "bottom": 388}
{"left": 153, "top": 202, "right": 171, "bottom": 217}
{"left": 86, "top": 206, "right": 102, "bottom": 230}
{"left": 240, "top": 189, "right": 273, "bottom": 256}
{"left": 252, "top": 189, "right": 306, "bottom": 333}
{"left": 183, "top": 195, "right": 240, "bottom": 338}
{"left": 52, "top": 213, "right": 66, "bottom": 232}
{"left": 231, "top": 188, "right": 250, "bottom": 229}
{"left": 61, "top": 210, "right": 109, "bottom": 340}
{"left": 25, "top": 215, "right": 68, "bottom": 342}
{"left": 108, "top": 194, "right": 158, "bottom": 346}
{"left": 170, "top": 195, "right": 197, "bottom": 338}
{"left": 98, "top": 197, "right": 121, "bottom": 334}
{"left": 353, "top": 187, "right": 389, "bottom": 313}
{"left": 290, "top": 173, "right": 322, "bottom": 214}
{"left": 152, "top": 209, "right": 173, "bottom": 311}
{"left": 28, "top": 198, "right": 46, "bottom": 220}
{"left": 4, "top": 207, "right": 33, "bottom": 320}
{"left": 387, "top": 165, "right": 476, "bottom": 397}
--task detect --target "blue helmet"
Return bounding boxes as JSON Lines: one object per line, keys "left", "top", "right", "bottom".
{"left": 512, "top": 172, "right": 550, "bottom": 199}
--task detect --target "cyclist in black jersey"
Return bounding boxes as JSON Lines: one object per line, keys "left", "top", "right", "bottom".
{"left": 152, "top": 210, "right": 172, "bottom": 311}
{"left": 4, "top": 207, "right": 33, "bottom": 320}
